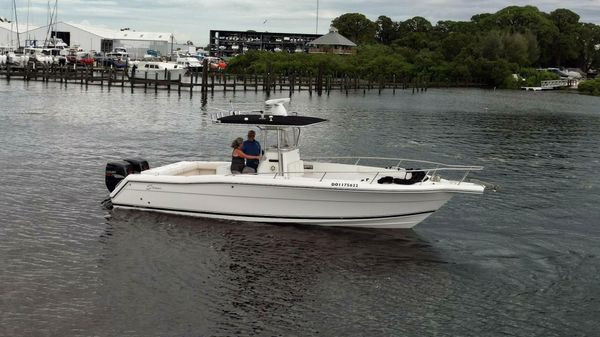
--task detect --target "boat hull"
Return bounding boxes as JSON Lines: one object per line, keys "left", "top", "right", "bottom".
{"left": 110, "top": 178, "right": 461, "bottom": 228}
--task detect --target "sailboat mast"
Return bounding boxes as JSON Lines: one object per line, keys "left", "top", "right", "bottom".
{"left": 52, "top": 0, "right": 58, "bottom": 42}
{"left": 43, "top": 0, "right": 58, "bottom": 47}
{"left": 13, "top": 0, "right": 21, "bottom": 48}
{"left": 26, "top": 0, "right": 30, "bottom": 46}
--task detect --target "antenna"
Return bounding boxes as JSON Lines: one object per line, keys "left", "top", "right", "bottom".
{"left": 316, "top": 0, "right": 319, "bottom": 34}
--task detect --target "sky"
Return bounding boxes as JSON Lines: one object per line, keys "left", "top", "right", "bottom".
{"left": 4, "top": 0, "right": 600, "bottom": 46}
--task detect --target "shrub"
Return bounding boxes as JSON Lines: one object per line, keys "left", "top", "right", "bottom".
{"left": 578, "top": 78, "right": 600, "bottom": 96}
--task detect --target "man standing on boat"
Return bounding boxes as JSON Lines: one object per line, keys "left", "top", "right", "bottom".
{"left": 242, "top": 130, "right": 261, "bottom": 171}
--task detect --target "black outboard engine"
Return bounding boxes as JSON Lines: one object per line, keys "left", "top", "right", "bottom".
{"left": 105, "top": 158, "right": 150, "bottom": 192}
{"left": 105, "top": 161, "right": 134, "bottom": 192}
{"left": 124, "top": 158, "right": 149, "bottom": 173}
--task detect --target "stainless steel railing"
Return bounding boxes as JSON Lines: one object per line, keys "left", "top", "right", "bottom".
{"left": 246, "top": 156, "right": 483, "bottom": 185}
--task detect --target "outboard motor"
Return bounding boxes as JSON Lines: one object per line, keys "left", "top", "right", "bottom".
{"left": 105, "top": 160, "right": 134, "bottom": 192}
{"left": 105, "top": 159, "right": 150, "bottom": 192}
{"left": 124, "top": 158, "right": 149, "bottom": 173}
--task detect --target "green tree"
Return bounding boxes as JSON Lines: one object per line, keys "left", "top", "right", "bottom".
{"left": 579, "top": 23, "right": 600, "bottom": 70}
{"left": 399, "top": 16, "right": 433, "bottom": 33}
{"left": 375, "top": 15, "right": 398, "bottom": 45}
{"left": 550, "top": 9, "right": 582, "bottom": 66}
{"left": 331, "top": 13, "right": 377, "bottom": 45}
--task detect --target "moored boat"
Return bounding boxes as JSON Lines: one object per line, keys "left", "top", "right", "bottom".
{"left": 129, "top": 60, "right": 187, "bottom": 80}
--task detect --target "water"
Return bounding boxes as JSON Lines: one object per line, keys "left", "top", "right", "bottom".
{"left": 1, "top": 81, "right": 599, "bottom": 336}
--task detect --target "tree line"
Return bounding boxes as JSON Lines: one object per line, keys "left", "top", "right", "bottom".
{"left": 227, "top": 6, "right": 600, "bottom": 89}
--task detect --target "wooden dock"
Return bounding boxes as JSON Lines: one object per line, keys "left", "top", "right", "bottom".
{"left": 0, "top": 61, "right": 437, "bottom": 98}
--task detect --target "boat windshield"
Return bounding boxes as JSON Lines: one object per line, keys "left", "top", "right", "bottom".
{"left": 261, "top": 127, "right": 301, "bottom": 149}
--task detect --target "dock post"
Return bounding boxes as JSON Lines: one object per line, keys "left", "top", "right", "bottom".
{"left": 6, "top": 64, "right": 10, "bottom": 82}
{"left": 202, "top": 59, "right": 208, "bottom": 95}
{"left": 233, "top": 75, "right": 236, "bottom": 92}
{"left": 167, "top": 71, "right": 171, "bottom": 92}
{"left": 243, "top": 74, "right": 247, "bottom": 91}
{"left": 144, "top": 71, "right": 148, "bottom": 92}
{"left": 155, "top": 73, "right": 158, "bottom": 93}
{"left": 108, "top": 68, "right": 112, "bottom": 89}
{"left": 223, "top": 74, "right": 227, "bottom": 92}
{"left": 317, "top": 64, "right": 324, "bottom": 96}
{"left": 190, "top": 74, "right": 193, "bottom": 97}
{"left": 130, "top": 68, "right": 135, "bottom": 93}
{"left": 178, "top": 74, "right": 182, "bottom": 95}
{"left": 254, "top": 74, "right": 258, "bottom": 93}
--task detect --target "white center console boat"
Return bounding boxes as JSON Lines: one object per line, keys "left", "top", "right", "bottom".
{"left": 105, "top": 99, "right": 485, "bottom": 228}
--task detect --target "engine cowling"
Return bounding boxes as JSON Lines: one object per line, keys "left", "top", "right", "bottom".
{"left": 105, "top": 161, "right": 133, "bottom": 192}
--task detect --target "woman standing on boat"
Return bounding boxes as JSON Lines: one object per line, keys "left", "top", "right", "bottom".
{"left": 231, "top": 137, "right": 260, "bottom": 174}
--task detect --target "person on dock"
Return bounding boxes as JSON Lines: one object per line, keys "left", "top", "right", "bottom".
{"left": 242, "top": 130, "right": 261, "bottom": 171}
{"left": 231, "top": 137, "right": 260, "bottom": 174}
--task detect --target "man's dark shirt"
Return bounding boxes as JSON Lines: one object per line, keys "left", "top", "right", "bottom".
{"left": 242, "top": 139, "right": 261, "bottom": 170}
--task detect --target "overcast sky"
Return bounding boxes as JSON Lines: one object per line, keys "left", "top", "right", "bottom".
{"left": 6, "top": 0, "right": 600, "bottom": 46}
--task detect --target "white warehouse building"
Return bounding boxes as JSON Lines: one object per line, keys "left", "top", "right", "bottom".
{"left": 3, "top": 21, "right": 175, "bottom": 59}
{"left": 0, "top": 20, "right": 35, "bottom": 49}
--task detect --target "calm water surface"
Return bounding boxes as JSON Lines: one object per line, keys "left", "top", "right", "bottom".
{"left": 1, "top": 81, "right": 599, "bottom": 336}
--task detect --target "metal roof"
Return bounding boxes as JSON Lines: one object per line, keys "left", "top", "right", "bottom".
{"left": 0, "top": 21, "right": 38, "bottom": 32}
{"left": 65, "top": 22, "right": 172, "bottom": 42}
{"left": 20, "top": 22, "right": 173, "bottom": 42}
{"left": 308, "top": 27, "right": 356, "bottom": 47}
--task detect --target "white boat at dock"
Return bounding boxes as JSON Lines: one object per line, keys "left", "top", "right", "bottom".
{"left": 129, "top": 61, "right": 187, "bottom": 80}
{"left": 176, "top": 55, "right": 202, "bottom": 70}
{"left": 24, "top": 47, "right": 53, "bottom": 65}
{"left": 104, "top": 98, "right": 485, "bottom": 229}
{"left": 7, "top": 51, "right": 29, "bottom": 67}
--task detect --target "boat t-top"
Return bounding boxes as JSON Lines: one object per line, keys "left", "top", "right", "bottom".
{"left": 104, "top": 98, "right": 485, "bottom": 229}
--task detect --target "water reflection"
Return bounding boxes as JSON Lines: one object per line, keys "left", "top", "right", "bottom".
{"left": 95, "top": 210, "right": 446, "bottom": 335}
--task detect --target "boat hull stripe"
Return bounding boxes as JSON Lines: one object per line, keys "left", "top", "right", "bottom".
{"left": 111, "top": 203, "right": 436, "bottom": 220}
